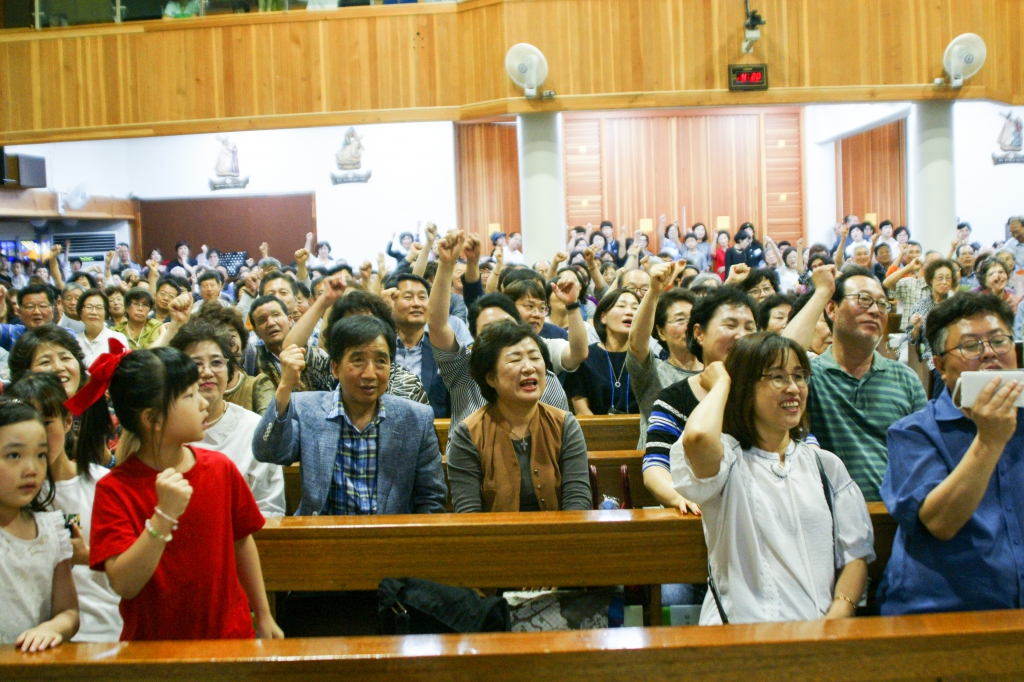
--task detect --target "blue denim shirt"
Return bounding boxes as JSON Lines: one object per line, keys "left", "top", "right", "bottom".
{"left": 879, "top": 387, "right": 1024, "bottom": 614}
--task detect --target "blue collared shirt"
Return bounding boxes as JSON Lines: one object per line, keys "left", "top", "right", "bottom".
{"left": 879, "top": 387, "right": 1024, "bottom": 614}
{"left": 323, "top": 389, "right": 386, "bottom": 516}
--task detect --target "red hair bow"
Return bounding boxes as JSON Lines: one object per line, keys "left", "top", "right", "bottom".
{"left": 64, "top": 337, "right": 130, "bottom": 417}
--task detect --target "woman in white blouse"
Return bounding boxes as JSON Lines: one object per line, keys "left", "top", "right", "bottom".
{"left": 673, "top": 331, "right": 874, "bottom": 625}
{"left": 75, "top": 289, "right": 128, "bottom": 368}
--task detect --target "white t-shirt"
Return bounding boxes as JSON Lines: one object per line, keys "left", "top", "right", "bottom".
{"left": 195, "top": 402, "right": 285, "bottom": 517}
{"left": 57, "top": 314, "right": 86, "bottom": 335}
{"left": 543, "top": 338, "right": 577, "bottom": 375}
{"left": 0, "top": 511, "right": 73, "bottom": 644}
{"left": 775, "top": 265, "right": 800, "bottom": 294}
{"left": 844, "top": 239, "right": 870, "bottom": 258}
{"left": 672, "top": 435, "right": 875, "bottom": 625}
{"left": 50, "top": 465, "right": 123, "bottom": 642}
{"left": 77, "top": 327, "right": 130, "bottom": 368}
{"left": 502, "top": 246, "right": 525, "bottom": 265}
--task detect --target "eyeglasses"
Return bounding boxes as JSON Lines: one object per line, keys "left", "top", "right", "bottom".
{"left": 761, "top": 370, "right": 809, "bottom": 390}
{"left": 194, "top": 358, "right": 228, "bottom": 372}
{"left": 665, "top": 316, "right": 690, "bottom": 327}
{"left": 624, "top": 286, "right": 649, "bottom": 297}
{"left": 938, "top": 333, "right": 1015, "bottom": 361}
{"left": 749, "top": 285, "right": 775, "bottom": 297}
{"left": 20, "top": 303, "right": 52, "bottom": 313}
{"left": 844, "top": 293, "right": 892, "bottom": 314}
{"left": 81, "top": 304, "right": 105, "bottom": 313}
{"left": 518, "top": 303, "right": 550, "bottom": 315}
{"left": 127, "top": 300, "right": 151, "bottom": 309}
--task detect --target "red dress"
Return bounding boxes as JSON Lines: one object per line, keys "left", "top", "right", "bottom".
{"left": 712, "top": 247, "right": 727, "bottom": 281}
{"left": 90, "top": 447, "right": 265, "bottom": 641}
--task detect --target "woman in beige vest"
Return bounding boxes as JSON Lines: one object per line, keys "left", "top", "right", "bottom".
{"left": 447, "top": 321, "right": 591, "bottom": 513}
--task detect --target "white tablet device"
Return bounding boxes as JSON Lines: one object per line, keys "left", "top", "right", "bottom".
{"left": 956, "top": 370, "right": 1024, "bottom": 409}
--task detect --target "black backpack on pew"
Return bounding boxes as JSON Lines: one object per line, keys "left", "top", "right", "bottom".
{"left": 378, "top": 578, "right": 512, "bottom": 635}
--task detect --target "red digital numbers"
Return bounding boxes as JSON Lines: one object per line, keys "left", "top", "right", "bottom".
{"left": 729, "top": 64, "right": 768, "bottom": 90}
{"left": 736, "top": 71, "right": 763, "bottom": 83}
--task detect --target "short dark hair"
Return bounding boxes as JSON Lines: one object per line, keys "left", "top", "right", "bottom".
{"left": 925, "top": 292, "right": 1014, "bottom": 358}
{"left": 893, "top": 226, "right": 910, "bottom": 239}
{"left": 248, "top": 295, "right": 289, "bottom": 327}
{"left": 71, "top": 272, "right": 97, "bottom": 289}
{"left": 924, "top": 258, "right": 958, "bottom": 287}
{"left": 957, "top": 221, "right": 972, "bottom": 233}
{"left": 593, "top": 288, "right": 641, "bottom": 344}
{"left": 873, "top": 241, "right": 892, "bottom": 256}
{"left": 737, "top": 268, "right": 780, "bottom": 295}
{"left": 198, "top": 269, "right": 224, "bottom": 286}
{"left": 504, "top": 278, "right": 546, "bottom": 303}
{"left": 155, "top": 276, "right": 183, "bottom": 296}
{"left": 104, "top": 285, "right": 124, "bottom": 300}
{"left": 123, "top": 287, "right": 154, "bottom": 310}
{"left": 790, "top": 289, "right": 833, "bottom": 333}
{"left": 260, "top": 271, "right": 298, "bottom": 297}
{"left": 756, "top": 293, "right": 795, "bottom": 331}
{"left": 395, "top": 273, "right": 431, "bottom": 296}
{"left": 469, "top": 321, "right": 552, "bottom": 404}
{"left": 326, "top": 315, "right": 396, "bottom": 364}
{"left": 76, "top": 288, "right": 108, "bottom": 320}
{"left": 327, "top": 290, "right": 398, "bottom": 339}
{"left": 0, "top": 399, "right": 51, "bottom": 510}
{"left": 807, "top": 253, "right": 834, "bottom": 270}
{"left": 722, "top": 332, "right": 811, "bottom": 450}
{"left": 169, "top": 319, "right": 238, "bottom": 381}
{"left": 832, "top": 265, "right": 876, "bottom": 303}
{"left": 175, "top": 240, "right": 190, "bottom": 251}
{"left": 498, "top": 265, "right": 544, "bottom": 292}
{"left": 317, "top": 241, "right": 331, "bottom": 252}
{"left": 9, "top": 324, "right": 88, "bottom": 387}
{"left": 468, "top": 293, "right": 522, "bottom": 338}
{"left": 978, "top": 258, "right": 1010, "bottom": 291}
{"left": 17, "top": 283, "right": 56, "bottom": 307}
{"left": 686, "top": 286, "right": 757, "bottom": 361}
{"left": 600, "top": 220, "right": 613, "bottom": 230}
{"left": 653, "top": 288, "right": 697, "bottom": 343}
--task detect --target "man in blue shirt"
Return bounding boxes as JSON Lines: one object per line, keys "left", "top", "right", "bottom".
{"left": 880, "top": 292, "right": 1024, "bottom": 614}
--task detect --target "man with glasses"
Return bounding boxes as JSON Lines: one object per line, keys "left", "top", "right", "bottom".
{"left": 0, "top": 284, "right": 57, "bottom": 351}
{"left": 879, "top": 292, "right": 1024, "bottom": 615}
{"left": 808, "top": 266, "right": 927, "bottom": 501}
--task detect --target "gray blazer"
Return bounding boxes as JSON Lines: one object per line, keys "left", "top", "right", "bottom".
{"left": 252, "top": 391, "right": 447, "bottom": 516}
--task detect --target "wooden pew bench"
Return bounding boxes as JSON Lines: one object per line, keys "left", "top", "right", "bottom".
{"left": 7, "top": 609, "right": 1024, "bottom": 682}
{"left": 283, "top": 449, "right": 655, "bottom": 516}
{"left": 435, "top": 414, "right": 642, "bottom": 454}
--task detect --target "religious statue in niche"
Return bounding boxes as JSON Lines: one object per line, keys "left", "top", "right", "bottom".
{"left": 992, "top": 111, "right": 1024, "bottom": 166}
{"left": 210, "top": 135, "right": 250, "bottom": 190}
{"left": 331, "top": 127, "right": 372, "bottom": 184}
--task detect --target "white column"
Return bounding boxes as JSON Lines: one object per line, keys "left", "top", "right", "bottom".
{"left": 907, "top": 101, "right": 957, "bottom": 254}
{"left": 517, "top": 113, "right": 567, "bottom": 263}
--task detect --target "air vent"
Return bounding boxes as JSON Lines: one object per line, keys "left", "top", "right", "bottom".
{"left": 61, "top": 232, "right": 118, "bottom": 257}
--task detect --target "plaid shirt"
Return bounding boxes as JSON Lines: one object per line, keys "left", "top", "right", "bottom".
{"left": 323, "top": 389, "right": 385, "bottom": 516}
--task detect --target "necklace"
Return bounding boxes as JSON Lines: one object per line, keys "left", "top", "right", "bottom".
{"left": 205, "top": 403, "right": 227, "bottom": 429}
{"left": 604, "top": 348, "right": 629, "bottom": 388}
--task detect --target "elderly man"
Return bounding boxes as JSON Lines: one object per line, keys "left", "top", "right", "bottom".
{"left": 880, "top": 293, "right": 1024, "bottom": 614}
{"left": 808, "top": 266, "right": 927, "bottom": 501}
{"left": 0, "top": 283, "right": 57, "bottom": 350}
{"left": 253, "top": 315, "right": 446, "bottom": 516}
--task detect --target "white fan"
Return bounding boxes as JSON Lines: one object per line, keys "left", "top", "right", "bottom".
{"left": 57, "top": 181, "right": 89, "bottom": 215}
{"left": 942, "top": 33, "right": 986, "bottom": 88}
{"left": 505, "top": 43, "right": 548, "bottom": 98}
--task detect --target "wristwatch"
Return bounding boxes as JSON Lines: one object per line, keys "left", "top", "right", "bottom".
{"left": 564, "top": 302, "right": 581, "bottom": 311}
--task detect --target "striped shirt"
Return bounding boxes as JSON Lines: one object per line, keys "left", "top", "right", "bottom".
{"left": 808, "top": 346, "right": 926, "bottom": 502}
{"left": 644, "top": 378, "right": 701, "bottom": 473}
{"left": 324, "top": 390, "right": 384, "bottom": 515}
{"left": 388, "top": 363, "right": 429, "bottom": 405}
{"left": 432, "top": 340, "right": 569, "bottom": 433}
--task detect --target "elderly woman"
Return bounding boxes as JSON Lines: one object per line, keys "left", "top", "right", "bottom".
{"left": 737, "top": 268, "right": 779, "bottom": 304}
{"left": 975, "top": 257, "right": 1021, "bottom": 312}
{"left": 171, "top": 320, "right": 285, "bottom": 517}
{"left": 564, "top": 287, "right": 641, "bottom": 415}
{"left": 195, "top": 300, "right": 275, "bottom": 415}
{"left": 75, "top": 289, "right": 129, "bottom": 367}
{"left": 112, "top": 287, "right": 164, "bottom": 350}
{"left": 905, "top": 258, "right": 958, "bottom": 368}
{"left": 446, "top": 321, "right": 591, "bottom": 513}
{"left": 757, "top": 293, "right": 795, "bottom": 334}
{"left": 675, "top": 332, "right": 874, "bottom": 624}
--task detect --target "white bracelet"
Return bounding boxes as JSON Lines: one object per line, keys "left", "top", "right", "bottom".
{"left": 145, "top": 518, "right": 173, "bottom": 543}
{"left": 153, "top": 506, "right": 180, "bottom": 530}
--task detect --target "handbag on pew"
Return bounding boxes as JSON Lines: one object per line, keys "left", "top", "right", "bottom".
{"left": 377, "top": 577, "right": 511, "bottom": 635}
{"left": 707, "top": 454, "right": 836, "bottom": 624}
{"left": 589, "top": 464, "right": 634, "bottom": 510}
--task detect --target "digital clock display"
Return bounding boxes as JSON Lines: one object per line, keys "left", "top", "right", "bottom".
{"left": 728, "top": 64, "right": 769, "bottom": 91}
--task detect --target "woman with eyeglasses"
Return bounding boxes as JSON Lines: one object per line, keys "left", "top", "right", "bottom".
{"left": 564, "top": 288, "right": 641, "bottom": 415}
{"left": 675, "top": 332, "right": 874, "bottom": 624}
{"left": 113, "top": 288, "right": 163, "bottom": 351}
{"left": 170, "top": 320, "right": 285, "bottom": 518}
{"left": 975, "top": 258, "right": 1021, "bottom": 313}
{"left": 737, "top": 268, "right": 780, "bottom": 304}
{"left": 905, "top": 259, "right": 959, "bottom": 370}
{"left": 75, "top": 289, "right": 129, "bottom": 367}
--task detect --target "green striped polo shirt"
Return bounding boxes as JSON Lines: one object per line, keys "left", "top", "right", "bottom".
{"left": 808, "top": 346, "right": 927, "bottom": 501}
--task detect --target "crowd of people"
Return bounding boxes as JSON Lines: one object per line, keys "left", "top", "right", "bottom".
{"left": 2, "top": 213, "right": 1024, "bottom": 648}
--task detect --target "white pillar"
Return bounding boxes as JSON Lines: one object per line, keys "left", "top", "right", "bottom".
{"left": 907, "top": 101, "right": 957, "bottom": 254}
{"left": 517, "top": 113, "right": 567, "bottom": 263}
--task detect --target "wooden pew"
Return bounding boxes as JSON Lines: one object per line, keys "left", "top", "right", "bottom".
{"left": 435, "top": 414, "right": 641, "bottom": 454}
{"left": 282, "top": 449, "right": 654, "bottom": 516}
{"left": 254, "top": 503, "right": 895, "bottom": 594}
{"left": 7, "top": 608, "right": 1024, "bottom": 682}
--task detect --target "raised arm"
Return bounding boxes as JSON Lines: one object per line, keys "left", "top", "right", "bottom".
{"left": 548, "top": 250, "right": 567, "bottom": 280}
{"left": 680, "top": 363, "right": 730, "bottom": 479}
{"left": 796, "top": 238, "right": 806, "bottom": 274}
{"left": 584, "top": 247, "right": 607, "bottom": 299}
{"left": 629, "top": 260, "right": 683, "bottom": 365}
{"left": 882, "top": 257, "right": 922, "bottom": 291}
{"left": 485, "top": 247, "right": 503, "bottom": 294}
{"left": 148, "top": 292, "right": 193, "bottom": 349}
{"left": 782, "top": 265, "right": 835, "bottom": 350}
{"left": 426, "top": 229, "right": 465, "bottom": 353}
{"left": 282, "top": 273, "right": 345, "bottom": 350}
{"left": 552, "top": 271, "right": 588, "bottom": 371}
{"left": 294, "top": 246, "right": 310, "bottom": 283}
{"left": 48, "top": 246, "right": 65, "bottom": 290}
{"left": 412, "top": 222, "right": 437, "bottom": 278}
{"left": 834, "top": 225, "right": 849, "bottom": 269}
{"left": 765, "top": 237, "right": 783, "bottom": 269}
{"left": 146, "top": 258, "right": 160, "bottom": 292}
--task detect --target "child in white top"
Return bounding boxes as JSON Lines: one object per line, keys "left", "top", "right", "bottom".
{"left": 10, "top": 373, "right": 123, "bottom": 642}
{"left": 0, "top": 398, "right": 79, "bottom": 650}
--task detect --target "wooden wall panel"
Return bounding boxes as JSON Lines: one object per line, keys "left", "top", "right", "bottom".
{"left": 838, "top": 120, "right": 908, "bottom": 229}
{"left": 563, "top": 118, "right": 602, "bottom": 227}
{"left": 454, "top": 122, "right": 520, "bottom": 247}
{"left": 139, "top": 194, "right": 316, "bottom": 267}
{"left": 1, "top": 0, "right": 1021, "bottom": 144}
{"left": 763, "top": 111, "right": 803, "bottom": 245}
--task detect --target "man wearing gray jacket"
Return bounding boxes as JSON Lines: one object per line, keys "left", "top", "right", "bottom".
{"left": 253, "top": 314, "right": 447, "bottom": 516}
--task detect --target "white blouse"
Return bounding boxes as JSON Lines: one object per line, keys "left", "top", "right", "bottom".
{"left": 0, "top": 511, "right": 73, "bottom": 644}
{"left": 672, "top": 435, "right": 875, "bottom": 625}
{"left": 195, "top": 402, "right": 285, "bottom": 517}
{"left": 77, "top": 327, "right": 130, "bottom": 368}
